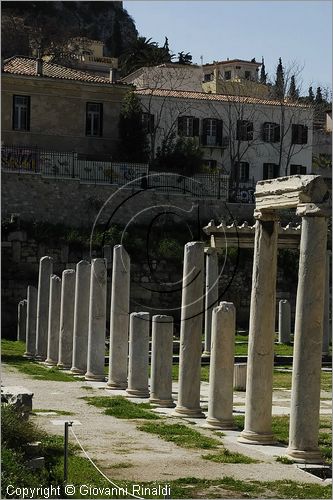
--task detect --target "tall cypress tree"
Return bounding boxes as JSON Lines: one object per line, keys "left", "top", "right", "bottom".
{"left": 275, "top": 57, "right": 284, "bottom": 99}
{"left": 260, "top": 57, "right": 266, "bottom": 84}
{"left": 288, "top": 75, "right": 298, "bottom": 100}
{"left": 308, "top": 86, "right": 314, "bottom": 102}
{"left": 117, "top": 91, "right": 149, "bottom": 162}
{"left": 315, "top": 86, "right": 324, "bottom": 104}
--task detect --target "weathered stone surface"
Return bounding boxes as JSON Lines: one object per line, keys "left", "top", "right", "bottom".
{"left": 57, "top": 269, "right": 76, "bottom": 369}
{"left": 85, "top": 258, "right": 107, "bottom": 381}
{"left": 71, "top": 261, "right": 91, "bottom": 374}
{"left": 174, "top": 242, "right": 205, "bottom": 418}
{"left": 278, "top": 299, "right": 291, "bottom": 344}
{"left": 1, "top": 386, "right": 33, "bottom": 419}
{"left": 35, "top": 256, "right": 53, "bottom": 360}
{"left": 239, "top": 218, "right": 278, "bottom": 445}
{"left": 126, "top": 312, "right": 150, "bottom": 398}
{"left": 150, "top": 315, "right": 174, "bottom": 407}
{"left": 17, "top": 299, "right": 27, "bottom": 342}
{"left": 45, "top": 275, "right": 61, "bottom": 366}
{"left": 255, "top": 175, "right": 329, "bottom": 211}
{"left": 322, "top": 251, "right": 331, "bottom": 355}
{"left": 24, "top": 286, "right": 37, "bottom": 358}
{"left": 234, "top": 363, "right": 247, "bottom": 391}
{"left": 204, "top": 302, "right": 235, "bottom": 429}
{"left": 203, "top": 248, "right": 219, "bottom": 355}
{"left": 107, "top": 246, "right": 130, "bottom": 390}
{"left": 287, "top": 215, "right": 328, "bottom": 462}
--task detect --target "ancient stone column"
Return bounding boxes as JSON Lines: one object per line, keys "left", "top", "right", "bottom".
{"left": 85, "top": 258, "right": 107, "bottom": 381}
{"left": 150, "top": 315, "right": 174, "bottom": 407}
{"left": 45, "top": 275, "right": 61, "bottom": 366}
{"left": 239, "top": 211, "right": 278, "bottom": 444}
{"left": 278, "top": 299, "right": 291, "bottom": 344}
{"left": 203, "top": 248, "right": 219, "bottom": 356}
{"left": 35, "top": 256, "right": 53, "bottom": 360}
{"left": 234, "top": 363, "right": 247, "bottom": 391}
{"left": 17, "top": 299, "right": 27, "bottom": 342}
{"left": 287, "top": 204, "right": 328, "bottom": 462}
{"left": 322, "top": 250, "right": 331, "bottom": 355}
{"left": 204, "top": 302, "right": 236, "bottom": 429}
{"left": 57, "top": 269, "right": 76, "bottom": 370}
{"left": 126, "top": 312, "right": 150, "bottom": 398}
{"left": 24, "top": 286, "right": 37, "bottom": 358}
{"left": 71, "top": 260, "right": 91, "bottom": 374}
{"left": 174, "top": 241, "right": 205, "bottom": 418}
{"left": 107, "top": 245, "right": 130, "bottom": 389}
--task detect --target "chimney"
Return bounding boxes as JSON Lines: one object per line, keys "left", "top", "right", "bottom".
{"left": 109, "top": 68, "right": 117, "bottom": 83}
{"left": 36, "top": 58, "right": 43, "bottom": 76}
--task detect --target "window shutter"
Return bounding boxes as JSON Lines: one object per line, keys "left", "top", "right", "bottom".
{"left": 236, "top": 120, "right": 241, "bottom": 140}
{"left": 193, "top": 117, "right": 199, "bottom": 137}
{"left": 26, "top": 96, "right": 31, "bottom": 131}
{"left": 263, "top": 163, "right": 268, "bottom": 180}
{"left": 178, "top": 116, "right": 184, "bottom": 136}
{"left": 149, "top": 114, "right": 154, "bottom": 133}
{"left": 290, "top": 164, "right": 297, "bottom": 175}
{"left": 291, "top": 124, "right": 297, "bottom": 144}
{"left": 216, "top": 119, "right": 223, "bottom": 146}
{"left": 201, "top": 118, "right": 208, "bottom": 145}
{"left": 300, "top": 166, "right": 307, "bottom": 174}
{"left": 12, "top": 96, "right": 16, "bottom": 130}
{"left": 274, "top": 124, "right": 280, "bottom": 142}
{"left": 99, "top": 103, "right": 103, "bottom": 137}
{"left": 85, "top": 103, "right": 90, "bottom": 136}
{"left": 244, "top": 163, "right": 249, "bottom": 181}
{"left": 274, "top": 164, "right": 280, "bottom": 177}
{"left": 301, "top": 126, "right": 308, "bottom": 144}
{"left": 262, "top": 123, "right": 268, "bottom": 141}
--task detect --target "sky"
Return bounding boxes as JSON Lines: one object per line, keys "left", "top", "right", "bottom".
{"left": 124, "top": 0, "right": 332, "bottom": 96}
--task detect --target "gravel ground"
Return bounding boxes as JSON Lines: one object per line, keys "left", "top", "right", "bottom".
{"left": 2, "top": 364, "right": 328, "bottom": 485}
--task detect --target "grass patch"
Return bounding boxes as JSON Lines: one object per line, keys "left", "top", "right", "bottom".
{"left": 108, "top": 462, "right": 133, "bottom": 469}
{"left": 33, "top": 409, "right": 74, "bottom": 415}
{"left": 83, "top": 396, "right": 160, "bottom": 420}
{"left": 202, "top": 449, "right": 258, "bottom": 463}
{"left": 81, "top": 385, "right": 94, "bottom": 390}
{"left": 1, "top": 340, "right": 77, "bottom": 382}
{"left": 137, "top": 421, "right": 220, "bottom": 449}
{"left": 276, "top": 455, "right": 294, "bottom": 464}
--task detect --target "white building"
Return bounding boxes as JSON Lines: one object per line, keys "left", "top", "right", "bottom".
{"left": 135, "top": 88, "right": 313, "bottom": 185}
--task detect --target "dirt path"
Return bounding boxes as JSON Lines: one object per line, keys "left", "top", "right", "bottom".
{"left": 2, "top": 364, "right": 325, "bottom": 484}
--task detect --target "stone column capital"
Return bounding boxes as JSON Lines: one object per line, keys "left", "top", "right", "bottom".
{"left": 254, "top": 209, "right": 280, "bottom": 222}
{"left": 296, "top": 202, "right": 331, "bottom": 218}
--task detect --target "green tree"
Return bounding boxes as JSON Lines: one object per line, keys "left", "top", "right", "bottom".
{"left": 288, "top": 75, "right": 299, "bottom": 100}
{"left": 152, "top": 133, "right": 203, "bottom": 177}
{"left": 308, "top": 86, "right": 315, "bottom": 102}
{"left": 260, "top": 57, "right": 267, "bottom": 84}
{"left": 177, "top": 51, "right": 192, "bottom": 65}
{"left": 117, "top": 92, "right": 149, "bottom": 162}
{"left": 120, "top": 36, "right": 172, "bottom": 76}
{"left": 315, "top": 86, "right": 324, "bottom": 104}
{"left": 275, "top": 57, "right": 285, "bottom": 99}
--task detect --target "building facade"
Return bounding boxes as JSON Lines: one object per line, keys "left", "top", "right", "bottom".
{"left": 2, "top": 56, "right": 131, "bottom": 158}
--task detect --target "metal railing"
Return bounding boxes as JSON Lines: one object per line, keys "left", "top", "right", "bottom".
{"left": 2, "top": 145, "right": 230, "bottom": 200}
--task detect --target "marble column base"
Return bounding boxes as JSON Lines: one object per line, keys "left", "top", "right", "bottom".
{"left": 23, "top": 352, "right": 34, "bottom": 359}
{"left": 44, "top": 359, "right": 57, "bottom": 366}
{"left": 238, "top": 429, "right": 276, "bottom": 445}
{"left": 149, "top": 397, "right": 175, "bottom": 408}
{"left": 201, "top": 351, "right": 211, "bottom": 357}
{"left": 71, "top": 367, "right": 85, "bottom": 375}
{"left": 285, "top": 448, "right": 323, "bottom": 463}
{"left": 57, "top": 362, "right": 71, "bottom": 370}
{"left": 35, "top": 354, "right": 46, "bottom": 361}
{"left": 173, "top": 405, "right": 205, "bottom": 418}
{"left": 106, "top": 381, "right": 128, "bottom": 390}
{"left": 203, "top": 417, "right": 236, "bottom": 430}
{"left": 85, "top": 372, "right": 106, "bottom": 382}
{"left": 126, "top": 388, "right": 149, "bottom": 398}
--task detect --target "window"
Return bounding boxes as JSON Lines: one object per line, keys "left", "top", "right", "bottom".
{"left": 178, "top": 116, "right": 199, "bottom": 137}
{"left": 13, "top": 95, "right": 30, "bottom": 131}
{"left": 204, "top": 73, "right": 213, "bottom": 82}
{"left": 236, "top": 162, "right": 250, "bottom": 181}
{"left": 141, "top": 112, "right": 154, "bottom": 133}
{"left": 224, "top": 70, "right": 231, "bottom": 80}
{"left": 290, "top": 164, "right": 307, "bottom": 175}
{"left": 236, "top": 120, "right": 253, "bottom": 141}
{"left": 244, "top": 71, "right": 251, "bottom": 80}
{"left": 201, "top": 118, "right": 223, "bottom": 146}
{"left": 262, "top": 122, "right": 280, "bottom": 142}
{"left": 263, "top": 163, "right": 280, "bottom": 180}
{"left": 203, "top": 159, "right": 217, "bottom": 170}
{"left": 86, "top": 103, "right": 103, "bottom": 137}
{"left": 292, "top": 124, "right": 308, "bottom": 144}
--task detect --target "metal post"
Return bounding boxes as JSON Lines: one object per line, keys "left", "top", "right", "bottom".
{"left": 64, "top": 421, "right": 73, "bottom": 485}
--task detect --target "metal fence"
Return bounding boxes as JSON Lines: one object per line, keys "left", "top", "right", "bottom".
{"left": 2, "top": 145, "right": 230, "bottom": 200}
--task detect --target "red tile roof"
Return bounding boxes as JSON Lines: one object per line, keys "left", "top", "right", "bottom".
{"left": 135, "top": 88, "right": 310, "bottom": 108}
{"left": 3, "top": 56, "right": 120, "bottom": 85}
